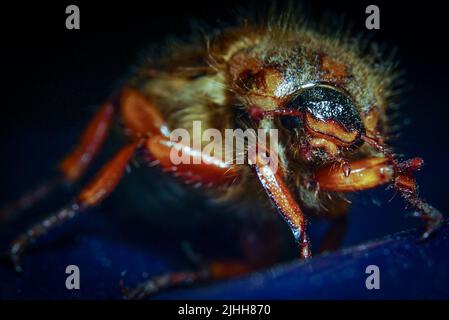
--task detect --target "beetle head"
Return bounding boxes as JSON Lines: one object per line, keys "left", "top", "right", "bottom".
{"left": 276, "top": 84, "right": 365, "bottom": 162}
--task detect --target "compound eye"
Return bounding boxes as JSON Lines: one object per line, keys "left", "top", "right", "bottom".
{"left": 285, "top": 85, "right": 364, "bottom": 144}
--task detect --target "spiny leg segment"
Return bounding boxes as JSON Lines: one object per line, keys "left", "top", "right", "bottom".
{"left": 9, "top": 143, "right": 137, "bottom": 272}
{"left": 315, "top": 140, "right": 443, "bottom": 239}
{"left": 0, "top": 100, "right": 115, "bottom": 221}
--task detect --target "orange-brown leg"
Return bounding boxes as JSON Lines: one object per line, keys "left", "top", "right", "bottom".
{"left": 143, "top": 135, "right": 240, "bottom": 186}
{"left": 315, "top": 156, "right": 443, "bottom": 239}
{"left": 0, "top": 101, "right": 115, "bottom": 221}
{"left": 120, "top": 261, "right": 251, "bottom": 300}
{"left": 119, "top": 88, "right": 169, "bottom": 138}
{"left": 9, "top": 143, "right": 136, "bottom": 272}
{"left": 250, "top": 152, "right": 311, "bottom": 259}
{"left": 59, "top": 101, "right": 116, "bottom": 183}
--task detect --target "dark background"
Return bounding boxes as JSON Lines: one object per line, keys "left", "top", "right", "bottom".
{"left": 0, "top": 0, "right": 448, "bottom": 299}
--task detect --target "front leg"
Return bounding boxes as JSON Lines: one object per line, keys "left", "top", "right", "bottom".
{"left": 392, "top": 157, "right": 443, "bottom": 239}
{"left": 250, "top": 153, "right": 311, "bottom": 259}
{"left": 315, "top": 156, "right": 443, "bottom": 238}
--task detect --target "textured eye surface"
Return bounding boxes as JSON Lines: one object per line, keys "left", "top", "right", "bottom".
{"left": 285, "top": 85, "right": 364, "bottom": 133}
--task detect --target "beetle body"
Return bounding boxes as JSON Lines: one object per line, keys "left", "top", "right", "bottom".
{"left": 123, "top": 19, "right": 395, "bottom": 217}
{"left": 1, "top": 7, "right": 443, "bottom": 299}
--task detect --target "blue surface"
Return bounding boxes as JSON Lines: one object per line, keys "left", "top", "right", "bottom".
{"left": 1, "top": 204, "right": 448, "bottom": 299}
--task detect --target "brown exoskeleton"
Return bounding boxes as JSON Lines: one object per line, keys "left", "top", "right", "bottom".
{"left": 1, "top": 8, "right": 443, "bottom": 299}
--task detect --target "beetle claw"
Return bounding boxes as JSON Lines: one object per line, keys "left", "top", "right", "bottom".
{"left": 342, "top": 161, "right": 351, "bottom": 177}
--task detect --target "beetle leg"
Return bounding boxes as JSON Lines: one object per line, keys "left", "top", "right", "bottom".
{"left": 315, "top": 157, "right": 394, "bottom": 192}
{"left": 119, "top": 88, "right": 169, "bottom": 138}
{"left": 59, "top": 101, "right": 116, "bottom": 182}
{"left": 122, "top": 89, "right": 238, "bottom": 187}
{"left": 0, "top": 177, "right": 61, "bottom": 222}
{"left": 9, "top": 143, "right": 136, "bottom": 272}
{"left": 143, "top": 135, "right": 240, "bottom": 187}
{"left": 315, "top": 156, "right": 443, "bottom": 239}
{"left": 250, "top": 150, "right": 311, "bottom": 259}
{"left": 1, "top": 101, "right": 116, "bottom": 221}
{"left": 2, "top": 87, "right": 169, "bottom": 222}
{"left": 392, "top": 158, "right": 443, "bottom": 239}
{"left": 120, "top": 260, "right": 251, "bottom": 300}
